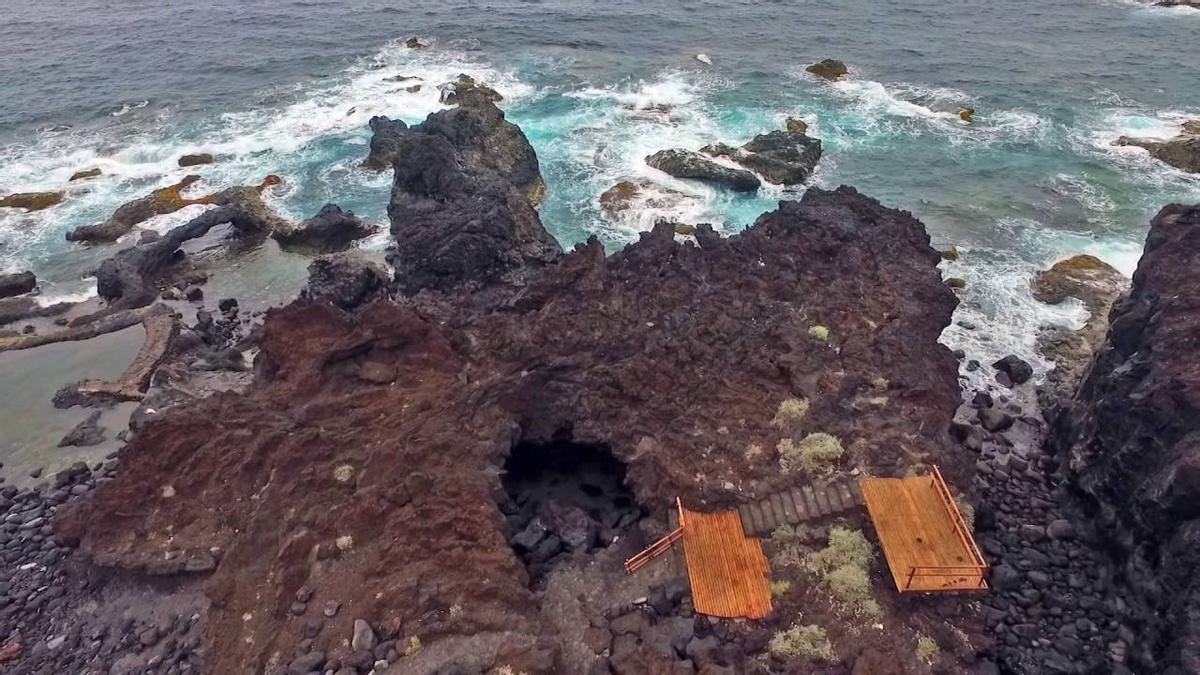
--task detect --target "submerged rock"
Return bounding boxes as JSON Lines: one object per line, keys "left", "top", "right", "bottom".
{"left": 58, "top": 410, "right": 106, "bottom": 447}
{"left": 405, "top": 36, "right": 425, "bottom": 48}
{"left": 1116, "top": 120, "right": 1200, "bottom": 173}
{"left": 806, "top": 58, "right": 848, "bottom": 81}
{"left": 0, "top": 190, "right": 64, "bottom": 211}
{"left": 0, "top": 271, "right": 36, "bottom": 299}
{"left": 645, "top": 148, "right": 761, "bottom": 192}
{"left": 272, "top": 203, "right": 376, "bottom": 252}
{"left": 993, "top": 354, "right": 1033, "bottom": 385}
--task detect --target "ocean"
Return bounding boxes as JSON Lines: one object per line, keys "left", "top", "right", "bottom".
{"left": 1, "top": 0, "right": 1198, "bottom": 478}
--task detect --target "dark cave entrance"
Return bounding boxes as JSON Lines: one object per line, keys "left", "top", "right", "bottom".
{"left": 500, "top": 440, "right": 642, "bottom": 583}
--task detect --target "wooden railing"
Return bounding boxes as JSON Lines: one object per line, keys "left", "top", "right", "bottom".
{"left": 625, "top": 497, "right": 686, "bottom": 574}
{"left": 625, "top": 526, "right": 683, "bottom": 573}
{"left": 903, "top": 465, "right": 988, "bottom": 590}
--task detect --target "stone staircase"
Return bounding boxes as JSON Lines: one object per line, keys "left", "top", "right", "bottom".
{"left": 735, "top": 481, "right": 865, "bottom": 537}
{"left": 664, "top": 480, "right": 865, "bottom": 540}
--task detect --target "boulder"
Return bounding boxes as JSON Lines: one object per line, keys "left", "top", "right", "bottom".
{"left": 978, "top": 408, "right": 1014, "bottom": 432}
{"left": 272, "top": 203, "right": 377, "bottom": 252}
{"left": 69, "top": 167, "right": 102, "bottom": 181}
{"left": 0, "top": 271, "right": 36, "bottom": 299}
{"left": 362, "top": 116, "right": 409, "bottom": 171}
{"left": 1115, "top": 121, "right": 1200, "bottom": 173}
{"left": 645, "top": 149, "right": 760, "bottom": 192}
{"left": 178, "top": 153, "right": 214, "bottom": 167}
{"left": 301, "top": 254, "right": 390, "bottom": 310}
{"left": 993, "top": 354, "right": 1033, "bottom": 385}
{"left": 786, "top": 117, "right": 808, "bottom": 134}
{"left": 351, "top": 619, "right": 377, "bottom": 652}
{"left": 806, "top": 59, "right": 848, "bottom": 81}
{"left": 386, "top": 97, "right": 559, "bottom": 292}
{"left": 405, "top": 36, "right": 425, "bottom": 48}
{"left": 0, "top": 190, "right": 64, "bottom": 211}
{"left": 1033, "top": 254, "right": 1126, "bottom": 309}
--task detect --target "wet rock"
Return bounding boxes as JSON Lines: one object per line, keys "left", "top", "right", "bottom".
{"left": 69, "top": 167, "right": 102, "bottom": 181}
{"left": 703, "top": 129, "right": 823, "bottom": 185}
{"left": 0, "top": 271, "right": 36, "bottom": 299}
{"left": 786, "top": 117, "right": 808, "bottom": 134}
{"left": 993, "top": 355, "right": 1033, "bottom": 385}
{"left": 58, "top": 411, "right": 106, "bottom": 447}
{"left": 177, "top": 153, "right": 214, "bottom": 167}
{"left": 0, "top": 191, "right": 64, "bottom": 211}
{"left": 1115, "top": 120, "right": 1200, "bottom": 173}
{"left": 806, "top": 58, "right": 848, "bottom": 81}
{"left": 438, "top": 74, "right": 503, "bottom": 106}
{"left": 599, "top": 181, "right": 640, "bottom": 217}
{"left": 405, "top": 36, "right": 425, "bottom": 48}
{"left": 272, "top": 203, "right": 377, "bottom": 252}
{"left": 645, "top": 149, "right": 760, "bottom": 192}
{"left": 301, "top": 254, "right": 389, "bottom": 310}
{"left": 362, "top": 116, "right": 410, "bottom": 171}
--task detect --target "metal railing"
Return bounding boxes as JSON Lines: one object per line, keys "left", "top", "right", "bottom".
{"left": 624, "top": 497, "right": 687, "bottom": 574}
{"left": 899, "top": 465, "right": 988, "bottom": 591}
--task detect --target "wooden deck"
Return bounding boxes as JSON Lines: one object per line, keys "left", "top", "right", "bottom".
{"left": 860, "top": 467, "right": 988, "bottom": 593}
{"left": 679, "top": 503, "right": 773, "bottom": 619}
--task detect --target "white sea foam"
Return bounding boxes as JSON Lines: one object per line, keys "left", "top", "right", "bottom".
{"left": 110, "top": 100, "right": 149, "bottom": 117}
{"left": 35, "top": 282, "right": 98, "bottom": 306}
{"left": 0, "top": 39, "right": 535, "bottom": 264}
{"left": 1079, "top": 108, "right": 1200, "bottom": 187}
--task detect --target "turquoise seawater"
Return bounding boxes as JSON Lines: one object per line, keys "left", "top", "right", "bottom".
{"left": 1, "top": 0, "right": 1199, "bottom": 380}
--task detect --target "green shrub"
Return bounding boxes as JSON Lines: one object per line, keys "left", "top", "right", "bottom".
{"left": 808, "top": 527, "right": 874, "bottom": 575}
{"left": 779, "top": 433, "right": 844, "bottom": 474}
{"left": 769, "top": 624, "right": 836, "bottom": 661}
{"left": 808, "top": 325, "right": 829, "bottom": 342}
{"left": 770, "top": 579, "right": 792, "bottom": 597}
{"left": 916, "top": 635, "right": 939, "bottom": 661}
{"left": 808, "top": 528, "right": 880, "bottom": 617}
{"left": 404, "top": 635, "right": 422, "bottom": 656}
{"left": 870, "top": 377, "right": 889, "bottom": 392}
{"left": 772, "top": 397, "right": 810, "bottom": 429}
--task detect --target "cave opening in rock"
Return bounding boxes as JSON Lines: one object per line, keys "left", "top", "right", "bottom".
{"left": 500, "top": 439, "right": 642, "bottom": 583}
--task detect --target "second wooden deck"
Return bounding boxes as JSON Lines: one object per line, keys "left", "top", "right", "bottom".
{"left": 860, "top": 468, "right": 988, "bottom": 593}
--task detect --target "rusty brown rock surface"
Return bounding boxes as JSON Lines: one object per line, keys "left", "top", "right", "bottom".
{"left": 56, "top": 180, "right": 964, "bottom": 672}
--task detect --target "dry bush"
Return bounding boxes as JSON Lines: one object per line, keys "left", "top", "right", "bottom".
{"left": 769, "top": 624, "right": 836, "bottom": 661}
{"left": 779, "top": 433, "right": 844, "bottom": 474}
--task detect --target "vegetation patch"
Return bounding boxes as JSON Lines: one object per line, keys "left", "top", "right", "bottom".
{"left": 807, "top": 527, "right": 881, "bottom": 618}
{"left": 770, "top": 579, "right": 792, "bottom": 597}
{"left": 772, "top": 397, "right": 810, "bottom": 429}
{"left": 808, "top": 325, "right": 830, "bottom": 342}
{"left": 779, "top": 432, "right": 844, "bottom": 474}
{"left": 916, "top": 635, "right": 939, "bottom": 662}
{"left": 769, "top": 623, "right": 836, "bottom": 661}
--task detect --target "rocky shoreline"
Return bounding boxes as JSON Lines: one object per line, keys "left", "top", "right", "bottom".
{"left": 0, "top": 65, "right": 1198, "bottom": 675}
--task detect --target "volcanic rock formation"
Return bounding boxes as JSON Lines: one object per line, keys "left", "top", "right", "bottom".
{"left": 56, "top": 101, "right": 971, "bottom": 674}
{"left": 1049, "top": 203, "right": 1200, "bottom": 673}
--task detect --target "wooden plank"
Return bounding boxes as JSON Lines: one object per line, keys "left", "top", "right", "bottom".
{"left": 860, "top": 473, "right": 988, "bottom": 594}
{"left": 788, "top": 488, "right": 808, "bottom": 520}
{"left": 680, "top": 505, "right": 773, "bottom": 619}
